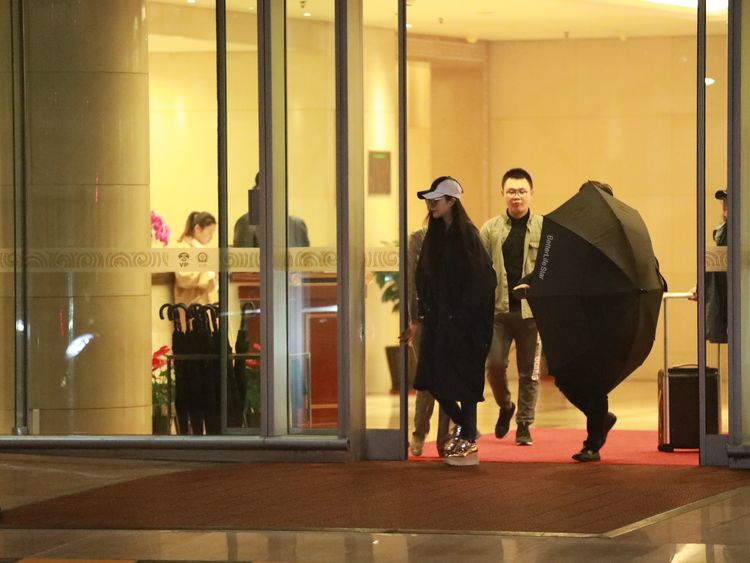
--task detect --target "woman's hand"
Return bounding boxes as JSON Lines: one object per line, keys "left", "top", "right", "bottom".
{"left": 512, "top": 283, "right": 530, "bottom": 299}
{"left": 399, "top": 321, "right": 419, "bottom": 343}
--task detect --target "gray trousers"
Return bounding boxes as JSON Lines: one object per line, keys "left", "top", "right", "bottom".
{"left": 411, "top": 325, "right": 450, "bottom": 447}
{"left": 485, "top": 312, "right": 539, "bottom": 424}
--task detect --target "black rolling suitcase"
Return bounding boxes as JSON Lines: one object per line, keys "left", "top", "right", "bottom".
{"left": 657, "top": 364, "right": 720, "bottom": 451}
{"left": 657, "top": 293, "right": 721, "bottom": 452}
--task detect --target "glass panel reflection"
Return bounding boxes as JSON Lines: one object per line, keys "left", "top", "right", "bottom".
{"left": 705, "top": 6, "right": 728, "bottom": 435}
{"left": 226, "top": 0, "right": 261, "bottom": 433}
{"left": 287, "top": 1, "right": 338, "bottom": 432}
{"left": 363, "top": 0, "right": 400, "bottom": 431}
{"left": 148, "top": 0, "right": 219, "bottom": 436}
{"left": 0, "top": 0, "right": 14, "bottom": 435}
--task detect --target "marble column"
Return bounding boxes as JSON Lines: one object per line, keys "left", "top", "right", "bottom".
{"left": 21, "top": 0, "right": 151, "bottom": 434}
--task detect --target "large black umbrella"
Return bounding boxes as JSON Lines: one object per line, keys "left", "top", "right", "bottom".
{"left": 525, "top": 182, "right": 666, "bottom": 395}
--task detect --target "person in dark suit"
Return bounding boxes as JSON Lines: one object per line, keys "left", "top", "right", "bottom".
{"left": 233, "top": 172, "right": 310, "bottom": 248}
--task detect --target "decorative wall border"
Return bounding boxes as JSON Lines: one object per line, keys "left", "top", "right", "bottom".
{"left": 0, "top": 247, "right": 402, "bottom": 273}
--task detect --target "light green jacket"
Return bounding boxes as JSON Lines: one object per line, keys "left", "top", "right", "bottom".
{"left": 479, "top": 211, "right": 543, "bottom": 318}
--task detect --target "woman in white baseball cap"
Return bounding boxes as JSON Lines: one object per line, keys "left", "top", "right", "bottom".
{"left": 410, "top": 176, "right": 496, "bottom": 466}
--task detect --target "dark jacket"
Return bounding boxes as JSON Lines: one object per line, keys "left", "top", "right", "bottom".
{"left": 706, "top": 221, "right": 727, "bottom": 343}
{"left": 233, "top": 214, "right": 310, "bottom": 248}
{"left": 413, "top": 224, "right": 496, "bottom": 402}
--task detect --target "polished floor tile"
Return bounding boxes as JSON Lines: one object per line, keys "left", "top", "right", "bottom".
{"left": 0, "top": 374, "right": 743, "bottom": 563}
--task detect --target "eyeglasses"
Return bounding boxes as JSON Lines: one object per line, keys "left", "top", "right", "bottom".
{"left": 505, "top": 189, "right": 529, "bottom": 197}
{"left": 427, "top": 197, "right": 445, "bottom": 206}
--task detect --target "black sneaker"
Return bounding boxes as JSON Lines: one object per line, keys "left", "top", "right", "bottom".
{"left": 494, "top": 402, "right": 516, "bottom": 438}
{"left": 516, "top": 421, "right": 533, "bottom": 445}
{"left": 572, "top": 447, "right": 601, "bottom": 462}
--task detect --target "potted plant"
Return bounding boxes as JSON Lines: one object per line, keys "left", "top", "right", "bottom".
{"left": 151, "top": 345, "right": 173, "bottom": 434}
{"left": 373, "top": 269, "right": 416, "bottom": 392}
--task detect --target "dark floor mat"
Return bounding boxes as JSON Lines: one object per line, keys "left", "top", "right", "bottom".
{"left": 2, "top": 462, "right": 749, "bottom": 535}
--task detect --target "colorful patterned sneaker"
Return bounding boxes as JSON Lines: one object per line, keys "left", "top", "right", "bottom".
{"left": 445, "top": 439, "right": 479, "bottom": 466}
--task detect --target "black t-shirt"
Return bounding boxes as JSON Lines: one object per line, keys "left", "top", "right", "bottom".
{"left": 502, "top": 211, "right": 530, "bottom": 312}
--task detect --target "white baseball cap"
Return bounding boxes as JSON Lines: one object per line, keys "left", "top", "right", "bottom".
{"left": 417, "top": 176, "right": 463, "bottom": 200}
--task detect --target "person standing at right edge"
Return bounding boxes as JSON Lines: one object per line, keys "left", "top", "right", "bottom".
{"left": 414, "top": 176, "right": 496, "bottom": 466}
{"left": 479, "top": 168, "right": 542, "bottom": 445}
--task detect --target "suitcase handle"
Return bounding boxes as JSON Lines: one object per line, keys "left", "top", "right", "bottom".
{"left": 661, "top": 292, "right": 694, "bottom": 378}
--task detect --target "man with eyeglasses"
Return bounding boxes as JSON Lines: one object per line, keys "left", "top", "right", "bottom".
{"left": 479, "top": 168, "right": 543, "bottom": 445}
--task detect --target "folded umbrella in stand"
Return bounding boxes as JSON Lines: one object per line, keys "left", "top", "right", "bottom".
{"left": 525, "top": 182, "right": 667, "bottom": 395}
{"left": 160, "top": 303, "right": 190, "bottom": 435}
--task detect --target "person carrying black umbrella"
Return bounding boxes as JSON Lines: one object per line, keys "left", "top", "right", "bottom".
{"left": 411, "top": 176, "right": 496, "bottom": 466}
{"left": 516, "top": 180, "right": 666, "bottom": 462}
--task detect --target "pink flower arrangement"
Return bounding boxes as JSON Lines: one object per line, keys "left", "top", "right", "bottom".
{"left": 150, "top": 211, "right": 171, "bottom": 246}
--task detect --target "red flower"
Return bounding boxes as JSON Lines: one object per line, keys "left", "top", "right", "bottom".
{"left": 245, "top": 358, "right": 261, "bottom": 369}
{"left": 151, "top": 345, "right": 172, "bottom": 371}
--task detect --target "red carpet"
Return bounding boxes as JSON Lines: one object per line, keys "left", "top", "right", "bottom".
{"left": 410, "top": 428, "right": 698, "bottom": 465}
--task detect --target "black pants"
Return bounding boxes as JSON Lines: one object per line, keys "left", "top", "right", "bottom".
{"left": 554, "top": 377, "right": 608, "bottom": 450}
{"left": 437, "top": 399, "right": 478, "bottom": 441}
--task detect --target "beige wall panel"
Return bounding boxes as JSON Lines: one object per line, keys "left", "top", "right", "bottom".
{"left": 27, "top": 72, "right": 149, "bottom": 186}
{"left": 430, "top": 65, "right": 487, "bottom": 225}
{"left": 149, "top": 109, "right": 218, "bottom": 240}
{"left": 407, "top": 128, "right": 432, "bottom": 232}
{"left": 406, "top": 63, "right": 432, "bottom": 232}
{"left": 364, "top": 27, "right": 398, "bottom": 248}
{"left": 287, "top": 18, "right": 334, "bottom": 53}
{"left": 573, "top": 38, "right": 676, "bottom": 118}
{"left": 25, "top": 0, "right": 147, "bottom": 74}
{"left": 28, "top": 296, "right": 150, "bottom": 410}
{"left": 288, "top": 53, "right": 336, "bottom": 111}
{"left": 489, "top": 41, "right": 578, "bottom": 119}
{"left": 287, "top": 110, "right": 337, "bottom": 247}
{"left": 227, "top": 53, "right": 260, "bottom": 112}
{"left": 149, "top": 53, "right": 217, "bottom": 112}
{"left": 407, "top": 62, "right": 432, "bottom": 129}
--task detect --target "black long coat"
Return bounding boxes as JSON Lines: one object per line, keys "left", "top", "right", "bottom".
{"left": 413, "top": 225, "right": 496, "bottom": 403}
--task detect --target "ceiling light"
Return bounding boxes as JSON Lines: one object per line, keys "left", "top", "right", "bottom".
{"left": 303, "top": 12, "right": 312, "bottom": 17}
{"left": 187, "top": 0, "right": 196, "bottom": 4}
{"left": 705, "top": 77, "right": 715, "bottom": 86}
{"left": 405, "top": 23, "right": 413, "bottom": 29}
